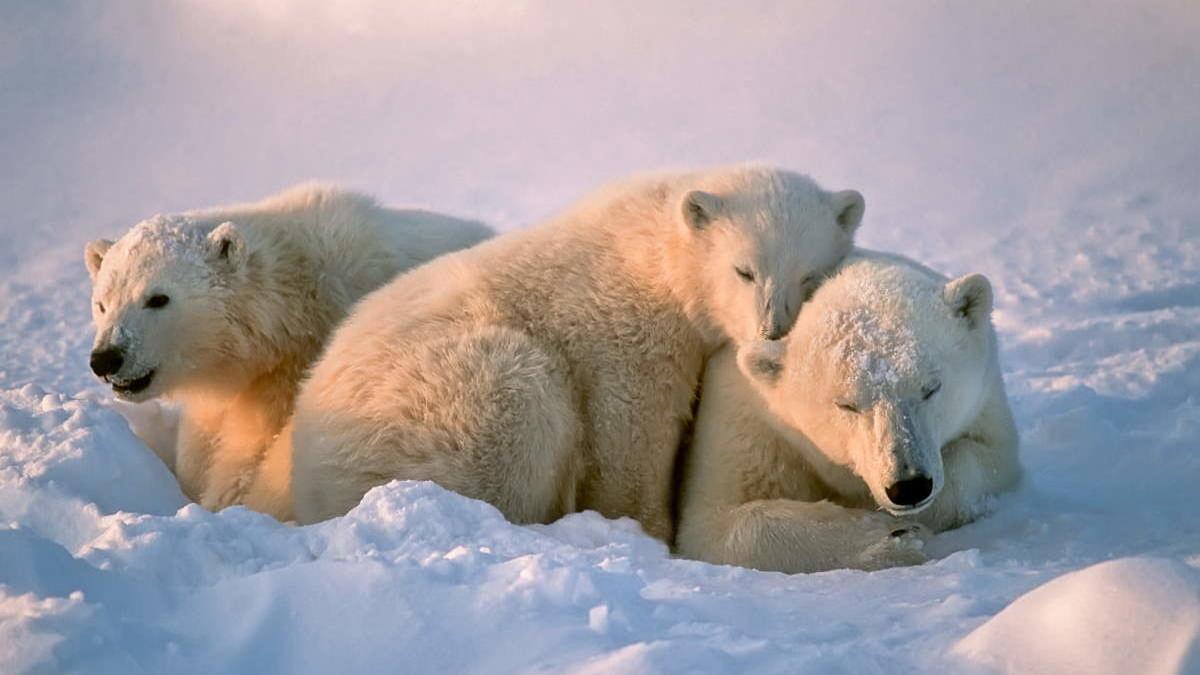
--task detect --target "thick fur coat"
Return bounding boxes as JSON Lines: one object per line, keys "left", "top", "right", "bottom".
{"left": 676, "top": 250, "right": 1021, "bottom": 572}
{"left": 85, "top": 184, "right": 492, "bottom": 520}
{"left": 290, "top": 166, "right": 865, "bottom": 539}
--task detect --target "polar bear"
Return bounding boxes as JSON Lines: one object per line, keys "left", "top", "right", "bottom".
{"left": 84, "top": 184, "right": 492, "bottom": 520}
{"left": 291, "top": 165, "right": 866, "bottom": 539}
{"left": 676, "top": 250, "right": 1021, "bottom": 572}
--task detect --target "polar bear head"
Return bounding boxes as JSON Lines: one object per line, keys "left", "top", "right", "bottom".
{"left": 736, "top": 253, "right": 998, "bottom": 514}
{"left": 678, "top": 167, "right": 864, "bottom": 342}
{"left": 84, "top": 216, "right": 250, "bottom": 402}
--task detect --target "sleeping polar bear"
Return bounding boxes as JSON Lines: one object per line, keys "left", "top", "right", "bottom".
{"left": 676, "top": 250, "right": 1021, "bottom": 572}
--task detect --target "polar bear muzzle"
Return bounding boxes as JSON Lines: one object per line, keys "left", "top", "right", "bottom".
{"left": 90, "top": 344, "right": 157, "bottom": 395}
{"left": 89, "top": 346, "right": 124, "bottom": 377}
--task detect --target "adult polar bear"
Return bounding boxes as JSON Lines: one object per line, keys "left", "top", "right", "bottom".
{"left": 291, "top": 166, "right": 866, "bottom": 540}
{"left": 676, "top": 250, "right": 1021, "bottom": 572}
{"left": 85, "top": 185, "right": 492, "bottom": 521}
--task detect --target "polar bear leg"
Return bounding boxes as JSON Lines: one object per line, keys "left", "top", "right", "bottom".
{"left": 242, "top": 421, "right": 296, "bottom": 522}
{"left": 108, "top": 398, "right": 180, "bottom": 472}
{"left": 919, "top": 384, "right": 1022, "bottom": 532}
{"left": 918, "top": 437, "right": 1021, "bottom": 531}
{"left": 681, "top": 499, "right": 928, "bottom": 573}
{"left": 292, "top": 326, "right": 580, "bottom": 525}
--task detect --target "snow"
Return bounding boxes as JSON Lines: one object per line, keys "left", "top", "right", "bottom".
{"left": 2, "top": 2, "right": 1199, "bottom": 673}
{"left": 955, "top": 558, "right": 1200, "bottom": 675}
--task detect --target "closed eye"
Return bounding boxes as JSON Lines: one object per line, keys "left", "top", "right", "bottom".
{"left": 836, "top": 401, "right": 860, "bottom": 414}
{"left": 735, "top": 266, "right": 756, "bottom": 283}
{"left": 145, "top": 294, "right": 170, "bottom": 309}
{"left": 922, "top": 382, "right": 942, "bottom": 400}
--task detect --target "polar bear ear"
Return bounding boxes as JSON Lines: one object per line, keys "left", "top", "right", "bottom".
{"left": 736, "top": 339, "right": 787, "bottom": 385}
{"left": 206, "top": 222, "right": 245, "bottom": 268}
{"left": 680, "top": 190, "right": 724, "bottom": 232}
{"left": 944, "top": 273, "right": 994, "bottom": 329}
{"left": 828, "top": 190, "right": 865, "bottom": 233}
{"left": 84, "top": 239, "right": 114, "bottom": 282}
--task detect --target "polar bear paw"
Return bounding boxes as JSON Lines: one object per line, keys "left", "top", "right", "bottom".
{"left": 855, "top": 520, "right": 930, "bottom": 571}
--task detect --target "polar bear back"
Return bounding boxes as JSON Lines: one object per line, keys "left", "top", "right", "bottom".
{"left": 292, "top": 165, "right": 866, "bottom": 535}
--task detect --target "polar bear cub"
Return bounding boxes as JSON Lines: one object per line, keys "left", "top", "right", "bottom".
{"left": 84, "top": 184, "right": 492, "bottom": 520}
{"left": 676, "top": 250, "right": 1021, "bottom": 572}
{"left": 291, "top": 165, "right": 865, "bottom": 539}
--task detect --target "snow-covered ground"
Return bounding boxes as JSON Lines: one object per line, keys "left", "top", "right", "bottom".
{"left": 2, "top": 2, "right": 1199, "bottom": 672}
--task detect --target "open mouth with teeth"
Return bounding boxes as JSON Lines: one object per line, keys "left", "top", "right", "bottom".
{"left": 110, "top": 369, "right": 156, "bottom": 395}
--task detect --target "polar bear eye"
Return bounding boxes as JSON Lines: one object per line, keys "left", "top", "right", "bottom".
{"left": 836, "top": 401, "right": 860, "bottom": 414}
{"left": 145, "top": 294, "right": 171, "bottom": 309}
{"left": 922, "top": 382, "right": 942, "bottom": 401}
{"left": 96, "top": 302, "right": 105, "bottom": 314}
{"left": 735, "top": 266, "right": 756, "bottom": 283}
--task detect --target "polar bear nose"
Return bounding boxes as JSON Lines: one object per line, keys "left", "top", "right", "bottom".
{"left": 90, "top": 347, "right": 125, "bottom": 377}
{"left": 885, "top": 475, "right": 933, "bottom": 507}
{"left": 761, "top": 323, "right": 787, "bottom": 340}
{"left": 759, "top": 295, "right": 793, "bottom": 340}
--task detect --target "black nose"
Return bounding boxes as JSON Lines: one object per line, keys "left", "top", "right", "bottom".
{"left": 885, "top": 475, "right": 934, "bottom": 507}
{"left": 90, "top": 347, "right": 124, "bottom": 377}
{"left": 761, "top": 323, "right": 788, "bottom": 340}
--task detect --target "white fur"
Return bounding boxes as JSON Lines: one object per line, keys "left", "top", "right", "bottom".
{"left": 85, "top": 184, "right": 492, "bottom": 520}
{"left": 676, "top": 250, "right": 1021, "bottom": 573}
{"left": 290, "top": 165, "right": 864, "bottom": 538}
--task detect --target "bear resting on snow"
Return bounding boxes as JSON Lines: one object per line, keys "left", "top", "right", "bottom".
{"left": 676, "top": 250, "right": 1021, "bottom": 572}
{"left": 84, "top": 184, "right": 492, "bottom": 521}
{"left": 290, "top": 165, "right": 866, "bottom": 540}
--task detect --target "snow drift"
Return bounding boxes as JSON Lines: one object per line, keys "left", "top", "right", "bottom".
{"left": 955, "top": 558, "right": 1200, "bottom": 675}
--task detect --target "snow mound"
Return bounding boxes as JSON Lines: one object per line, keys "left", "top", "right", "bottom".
{"left": 0, "top": 385, "right": 186, "bottom": 522}
{"left": 0, "top": 387, "right": 1009, "bottom": 673}
{"left": 954, "top": 557, "right": 1200, "bottom": 675}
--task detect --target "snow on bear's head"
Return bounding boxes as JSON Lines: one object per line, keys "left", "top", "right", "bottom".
{"left": 737, "top": 253, "right": 997, "bottom": 515}
{"left": 84, "top": 216, "right": 248, "bottom": 402}
{"left": 678, "top": 167, "right": 864, "bottom": 342}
